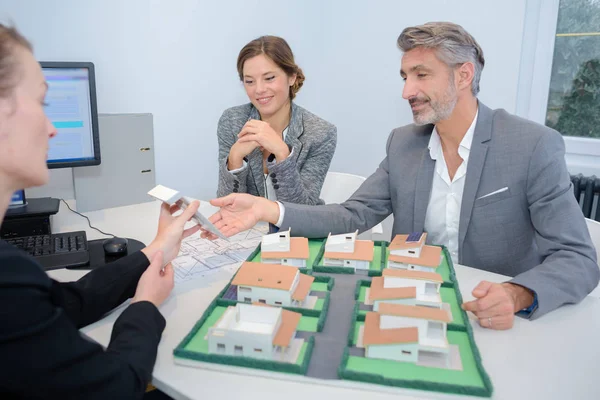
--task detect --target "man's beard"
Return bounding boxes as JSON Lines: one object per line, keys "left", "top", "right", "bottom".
{"left": 410, "top": 80, "right": 457, "bottom": 126}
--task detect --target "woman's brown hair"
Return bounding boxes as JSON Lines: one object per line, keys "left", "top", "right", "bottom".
{"left": 237, "top": 35, "right": 305, "bottom": 100}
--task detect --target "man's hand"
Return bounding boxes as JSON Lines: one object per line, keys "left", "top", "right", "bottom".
{"left": 461, "top": 281, "right": 534, "bottom": 330}
{"left": 202, "top": 194, "right": 280, "bottom": 239}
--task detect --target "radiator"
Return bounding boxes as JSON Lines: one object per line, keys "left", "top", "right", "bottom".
{"left": 571, "top": 174, "right": 600, "bottom": 221}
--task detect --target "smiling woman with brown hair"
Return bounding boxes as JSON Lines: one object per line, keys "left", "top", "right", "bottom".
{"left": 0, "top": 24, "right": 201, "bottom": 399}
{"left": 216, "top": 35, "right": 337, "bottom": 206}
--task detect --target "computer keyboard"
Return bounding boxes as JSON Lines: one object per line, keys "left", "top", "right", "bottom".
{"left": 5, "top": 231, "right": 90, "bottom": 270}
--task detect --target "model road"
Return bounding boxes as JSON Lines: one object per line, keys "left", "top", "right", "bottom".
{"left": 305, "top": 273, "right": 367, "bottom": 379}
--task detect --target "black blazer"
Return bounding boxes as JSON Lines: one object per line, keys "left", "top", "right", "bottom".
{"left": 0, "top": 240, "right": 165, "bottom": 399}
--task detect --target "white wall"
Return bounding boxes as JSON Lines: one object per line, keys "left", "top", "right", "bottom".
{"left": 0, "top": 0, "right": 527, "bottom": 201}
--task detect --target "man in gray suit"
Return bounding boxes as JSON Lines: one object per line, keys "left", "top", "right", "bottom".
{"left": 206, "top": 22, "right": 599, "bottom": 329}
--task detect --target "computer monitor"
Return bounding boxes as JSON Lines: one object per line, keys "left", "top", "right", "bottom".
{"left": 5, "top": 63, "right": 102, "bottom": 217}
{"left": 42, "top": 61, "right": 101, "bottom": 169}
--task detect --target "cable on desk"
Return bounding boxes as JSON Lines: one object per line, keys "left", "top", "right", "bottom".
{"left": 59, "top": 199, "right": 116, "bottom": 238}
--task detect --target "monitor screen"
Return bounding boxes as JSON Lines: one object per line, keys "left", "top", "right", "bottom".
{"left": 42, "top": 62, "right": 101, "bottom": 169}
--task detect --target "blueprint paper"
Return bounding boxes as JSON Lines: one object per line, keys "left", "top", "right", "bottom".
{"left": 171, "top": 223, "right": 269, "bottom": 284}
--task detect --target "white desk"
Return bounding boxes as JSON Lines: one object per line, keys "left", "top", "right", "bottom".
{"left": 47, "top": 201, "right": 600, "bottom": 400}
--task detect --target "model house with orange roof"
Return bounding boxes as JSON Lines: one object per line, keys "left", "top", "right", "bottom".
{"left": 360, "top": 303, "right": 453, "bottom": 367}
{"left": 231, "top": 261, "right": 316, "bottom": 308}
{"left": 322, "top": 230, "right": 374, "bottom": 272}
{"left": 367, "top": 269, "right": 444, "bottom": 310}
{"left": 387, "top": 232, "right": 442, "bottom": 273}
{"left": 207, "top": 303, "right": 304, "bottom": 363}
{"left": 260, "top": 229, "right": 310, "bottom": 268}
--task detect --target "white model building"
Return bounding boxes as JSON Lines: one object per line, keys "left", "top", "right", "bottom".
{"left": 367, "top": 269, "right": 444, "bottom": 310}
{"left": 261, "top": 229, "right": 310, "bottom": 268}
{"left": 362, "top": 303, "right": 453, "bottom": 367}
{"left": 322, "top": 230, "right": 374, "bottom": 272}
{"left": 387, "top": 233, "right": 442, "bottom": 273}
{"left": 207, "top": 303, "right": 304, "bottom": 363}
{"left": 231, "top": 261, "right": 316, "bottom": 308}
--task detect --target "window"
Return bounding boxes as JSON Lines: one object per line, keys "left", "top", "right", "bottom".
{"left": 275, "top": 301, "right": 282, "bottom": 305}
{"left": 258, "top": 299, "right": 266, "bottom": 304}
{"left": 424, "top": 282, "right": 437, "bottom": 295}
{"left": 254, "top": 348, "right": 263, "bottom": 353}
{"left": 234, "top": 345, "right": 243, "bottom": 355}
{"left": 217, "top": 343, "right": 225, "bottom": 353}
{"left": 244, "top": 297, "right": 251, "bottom": 302}
{"left": 401, "top": 350, "right": 412, "bottom": 355}
{"left": 546, "top": 0, "right": 600, "bottom": 138}
{"left": 283, "top": 259, "right": 288, "bottom": 263}
{"left": 408, "top": 250, "right": 415, "bottom": 254}
{"left": 239, "top": 286, "right": 251, "bottom": 293}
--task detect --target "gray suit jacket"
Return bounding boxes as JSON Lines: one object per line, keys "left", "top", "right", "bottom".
{"left": 280, "top": 102, "right": 599, "bottom": 319}
{"left": 217, "top": 102, "right": 337, "bottom": 205}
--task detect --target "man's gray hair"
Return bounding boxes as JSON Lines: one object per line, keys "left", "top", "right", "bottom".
{"left": 397, "top": 22, "right": 485, "bottom": 96}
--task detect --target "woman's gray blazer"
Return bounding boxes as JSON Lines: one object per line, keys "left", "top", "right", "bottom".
{"left": 217, "top": 102, "right": 337, "bottom": 205}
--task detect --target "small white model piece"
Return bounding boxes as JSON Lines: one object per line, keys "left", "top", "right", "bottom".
{"left": 367, "top": 269, "right": 444, "bottom": 310}
{"left": 322, "top": 230, "right": 374, "bottom": 272}
{"left": 261, "top": 229, "right": 310, "bottom": 268}
{"left": 231, "top": 261, "right": 316, "bottom": 308}
{"left": 387, "top": 233, "right": 442, "bottom": 272}
{"left": 207, "top": 303, "right": 304, "bottom": 363}
{"left": 361, "top": 303, "right": 453, "bottom": 368}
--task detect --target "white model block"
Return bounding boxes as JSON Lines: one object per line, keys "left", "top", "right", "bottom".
{"left": 262, "top": 230, "right": 291, "bottom": 252}
{"left": 208, "top": 304, "right": 281, "bottom": 360}
{"left": 387, "top": 261, "right": 437, "bottom": 273}
{"left": 325, "top": 230, "right": 358, "bottom": 253}
{"left": 237, "top": 273, "right": 300, "bottom": 307}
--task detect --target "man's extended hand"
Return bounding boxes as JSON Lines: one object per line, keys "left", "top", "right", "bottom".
{"left": 461, "top": 281, "right": 534, "bottom": 330}
{"left": 201, "top": 193, "right": 280, "bottom": 239}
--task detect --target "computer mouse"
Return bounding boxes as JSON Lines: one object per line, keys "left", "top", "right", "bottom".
{"left": 103, "top": 237, "right": 128, "bottom": 256}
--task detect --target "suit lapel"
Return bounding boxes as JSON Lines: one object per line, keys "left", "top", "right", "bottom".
{"left": 247, "top": 107, "right": 265, "bottom": 197}
{"left": 284, "top": 102, "right": 304, "bottom": 156}
{"left": 458, "top": 102, "right": 493, "bottom": 256}
{"left": 413, "top": 125, "right": 436, "bottom": 232}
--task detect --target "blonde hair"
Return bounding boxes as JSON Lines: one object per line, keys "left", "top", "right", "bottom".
{"left": 0, "top": 24, "right": 32, "bottom": 98}
{"left": 397, "top": 22, "right": 485, "bottom": 95}
{"left": 237, "top": 35, "right": 305, "bottom": 100}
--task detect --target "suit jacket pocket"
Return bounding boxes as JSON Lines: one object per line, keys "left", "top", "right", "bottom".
{"left": 474, "top": 187, "right": 512, "bottom": 208}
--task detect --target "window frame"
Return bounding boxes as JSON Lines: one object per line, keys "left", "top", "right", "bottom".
{"left": 517, "top": 0, "right": 600, "bottom": 175}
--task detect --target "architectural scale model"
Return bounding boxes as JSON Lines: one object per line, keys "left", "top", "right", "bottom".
{"left": 174, "top": 230, "right": 493, "bottom": 398}
{"left": 231, "top": 261, "right": 316, "bottom": 309}
{"left": 366, "top": 268, "right": 444, "bottom": 310}
{"left": 387, "top": 232, "right": 442, "bottom": 273}
{"left": 359, "top": 303, "right": 460, "bottom": 369}
{"left": 260, "top": 229, "right": 310, "bottom": 268}
{"left": 207, "top": 303, "right": 304, "bottom": 363}
{"left": 322, "top": 230, "right": 374, "bottom": 272}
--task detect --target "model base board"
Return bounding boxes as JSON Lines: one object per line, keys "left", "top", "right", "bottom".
{"left": 173, "top": 239, "right": 493, "bottom": 398}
